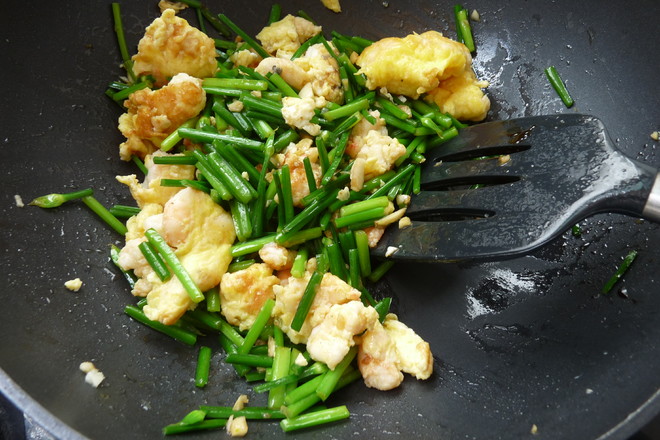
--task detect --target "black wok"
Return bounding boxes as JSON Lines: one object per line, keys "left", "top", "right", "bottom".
{"left": 1, "top": 1, "right": 659, "bottom": 439}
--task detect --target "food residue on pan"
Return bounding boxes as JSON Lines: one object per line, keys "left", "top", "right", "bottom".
{"left": 64, "top": 278, "right": 83, "bottom": 292}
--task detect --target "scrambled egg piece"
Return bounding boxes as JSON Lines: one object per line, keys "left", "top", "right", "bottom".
{"left": 321, "top": 0, "right": 341, "bottom": 13}
{"left": 293, "top": 44, "right": 343, "bottom": 104}
{"left": 132, "top": 9, "right": 217, "bottom": 86}
{"left": 256, "top": 14, "right": 322, "bottom": 58}
{"left": 116, "top": 151, "right": 196, "bottom": 207}
{"left": 64, "top": 278, "right": 83, "bottom": 292}
{"left": 347, "top": 111, "right": 406, "bottom": 179}
{"left": 306, "top": 301, "right": 379, "bottom": 369}
{"left": 118, "top": 73, "right": 206, "bottom": 160}
{"left": 122, "top": 187, "right": 234, "bottom": 325}
{"left": 357, "top": 314, "right": 433, "bottom": 390}
{"left": 272, "top": 271, "right": 361, "bottom": 344}
{"left": 258, "top": 242, "right": 296, "bottom": 271}
{"left": 278, "top": 137, "right": 322, "bottom": 206}
{"left": 220, "top": 263, "right": 280, "bottom": 331}
{"left": 356, "top": 31, "right": 489, "bottom": 121}
{"left": 281, "top": 94, "right": 321, "bottom": 136}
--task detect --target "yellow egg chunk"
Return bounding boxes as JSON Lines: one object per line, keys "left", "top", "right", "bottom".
{"left": 132, "top": 9, "right": 217, "bottom": 86}
{"left": 356, "top": 31, "right": 490, "bottom": 121}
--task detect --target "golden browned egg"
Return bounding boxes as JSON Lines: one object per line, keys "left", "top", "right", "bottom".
{"left": 256, "top": 14, "right": 322, "bottom": 58}
{"left": 356, "top": 31, "right": 490, "bottom": 121}
{"left": 118, "top": 73, "right": 206, "bottom": 160}
{"left": 132, "top": 9, "right": 217, "bottom": 86}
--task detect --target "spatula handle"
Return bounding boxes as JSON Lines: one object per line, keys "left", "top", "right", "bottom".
{"left": 642, "top": 173, "right": 660, "bottom": 221}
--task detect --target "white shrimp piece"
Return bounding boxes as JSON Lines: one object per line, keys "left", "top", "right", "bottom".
{"left": 382, "top": 314, "right": 433, "bottom": 380}
{"left": 357, "top": 314, "right": 433, "bottom": 390}
{"left": 279, "top": 138, "right": 322, "bottom": 206}
{"left": 259, "top": 242, "right": 296, "bottom": 271}
{"left": 294, "top": 43, "right": 343, "bottom": 104}
{"left": 281, "top": 95, "right": 321, "bottom": 136}
{"left": 220, "top": 263, "right": 280, "bottom": 331}
{"left": 118, "top": 73, "right": 206, "bottom": 161}
{"left": 255, "top": 57, "right": 311, "bottom": 91}
{"left": 256, "top": 14, "right": 322, "bottom": 58}
{"left": 116, "top": 151, "right": 196, "bottom": 208}
{"left": 272, "top": 272, "right": 361, "bottom": 344}
{"left": 132, "top": 9, "right": 217, "bottom": 87}
{"left": 142, "top": 188, "right": 235, "bottom": 325}
{"left": 306, "top": 301, "right": 379, "bottom": 369}
{"left": 124, "top": 203, "right": 163, "bottom": 241}
{"left": 358, "top": 320, "right": 404, "bottom": 390}
{"left": 363, "top": 226, "right": 385, "bottom": 248}
{"left": 347, "top": 111, "right": 405, "bottom": 180}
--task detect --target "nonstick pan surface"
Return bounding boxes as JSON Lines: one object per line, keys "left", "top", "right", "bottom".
{"left": 1, "top": 1, "right": 659, "bottom": 439}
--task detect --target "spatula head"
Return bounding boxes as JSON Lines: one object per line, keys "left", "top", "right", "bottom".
{"left": 373, "top": 114, "right": 654, "bottom": 261}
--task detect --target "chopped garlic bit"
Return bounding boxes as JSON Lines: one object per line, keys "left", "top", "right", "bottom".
{"left": 337, "top": 186, "right": 350, "bottom": 201}
{"left": 375, "top": 207, "right": 407, "bottom": 228}
{"left": 385, "top": 246, "right": 399, "bottom": 257}
{"left": 241, "top": 171, "right": 250, "bottom": 180}
{"left": 294, "top": 352, "right": 309, "bottom": 367}
{"left": 14, "top": 194, "right": 24, "bottom": 208}
{"left": 232, "top": 394, "right": 249, "bottom": 411}
{"left": 79, "top": 361, "right": 105, "bottom": 388}
{"left": 530, "top": 424, "right": 538, "bottom": 435}
{"left": 398, "top": 216, "right": 412, "bottom": 229}
{"left": 498, "top": 154, "right": 511, "bottom": 165}
{"left": 227, "top": 100, "right": 244, "bottom": 112}
{"left": 64, "top": 278, "right": 83, "bottom": 292}
{"left": 470, "top": 9, "right": 481, "bottom": 22}
{"left": 651, "top": 131, "right": 659, "bottom": 141}
{"left": 396, "top": 194, "right": 411, "bottom": 207}
{"left": 226, "top": 415, "right": 248, "bottom": 437}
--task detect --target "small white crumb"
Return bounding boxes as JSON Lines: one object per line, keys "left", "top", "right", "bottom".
{"left": 498, "top": 154, "right": 511, "bottom": 165}
{"left": 79, "top": 361, "right": 105, "bottom": 388}
{"left": 470, "top": 9, "right": 481, "bottom": 21}
{"left": 64, "top": 278, "right": 83, "bottom": 292}
{"left": 294, "top": 352, "right": 309, "bottom": 367}
{"left": 79, "top": 361, "right": 96, "bottom": 373}
{"left": 14, "top": 194, "right": 24, "bottom": 208}
{"left": 586, "top": 388, "right": 594, "bottom": 394}
{"left": 250, "top": 90, "right": 262, "bottom": 98}
{"left": 398, "top": 216, "right": 412, "bottom": 229}
{"left": 232, "top": 395, "right": 249, "bottom": 411}
{"left": 337, "top": 186, "right": 350, "bottom": 201}
{"left": 530, "top": 424, "right": 538, "bottom": 435}
{"left": 241, "top": 171, "right": 250, "bottom": 180}
{"left": 226, "top": 415, "right": 248, "bottom": 437}
{"left": 651, "top": 131, "right": 659, "bottom": 141}
{"left": 385, "top": 246, "right": 399, "bottom": 257}
{"left": 227, "top": 100, "right": 244, "bottom": 112}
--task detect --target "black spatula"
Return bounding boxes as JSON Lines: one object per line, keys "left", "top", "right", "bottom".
{"left": 373, "top": 114, "right": 660, "bottom": 261}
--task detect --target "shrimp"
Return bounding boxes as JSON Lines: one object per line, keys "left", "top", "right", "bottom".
{"left": 141, "top": 187, "right": 235, "bottom": 325}
{"left": 131, "top": 9, "right": 217, "bottom": 87}
{"left": 116, "top": 151, "right": 196, "bottom": 208}
{"left": 306, "top": 301, "right": 379, "bottom": 369}
{"left": 278, "top": 137, "right": 322, "bottom": 206}
{"left": 118, "top": 73, "right": 206, "bottom": 161}
{"left": 219, "top": 263, "right": 280, "bottom": 331}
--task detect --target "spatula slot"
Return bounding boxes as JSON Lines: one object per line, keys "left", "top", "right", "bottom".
{"left": 422, "top": 174, "right": 521, "bottom": 191}
{"left": 407, "top": 208, "right": 496, "bottom": 222}
{"left": 431, "top": 143, "right": 531, "bottom": 164}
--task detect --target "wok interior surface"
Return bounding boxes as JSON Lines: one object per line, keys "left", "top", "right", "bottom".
{"left": 1, "top": 1, "right": 659, "bottom": 439}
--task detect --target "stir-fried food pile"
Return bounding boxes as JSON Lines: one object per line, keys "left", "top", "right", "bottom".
{"left": 37, "top": 3, "right": 490, "bottom": 435}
